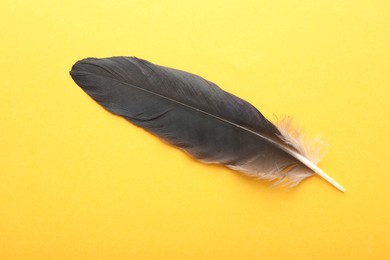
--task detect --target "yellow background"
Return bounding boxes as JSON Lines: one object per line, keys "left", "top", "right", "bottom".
{"left": 1, "top": 0, "right": 389, "bottom": 259}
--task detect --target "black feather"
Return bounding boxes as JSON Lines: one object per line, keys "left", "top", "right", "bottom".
{"left": 70, "top": 56, "right": 344, "bottom": 190}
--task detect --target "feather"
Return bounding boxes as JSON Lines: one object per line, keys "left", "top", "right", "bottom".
{"left": 69, "top": 57, "right": 345, "bottom": 192}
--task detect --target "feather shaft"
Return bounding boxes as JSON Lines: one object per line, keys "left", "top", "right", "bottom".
{"left": 290, "top": 151, "right": 345, "bottom": 192}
